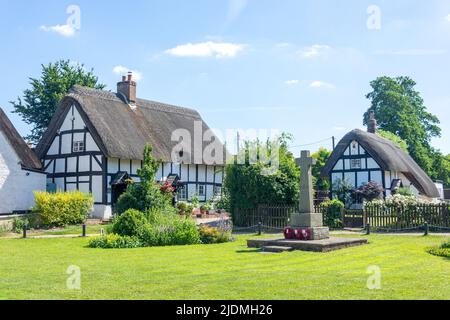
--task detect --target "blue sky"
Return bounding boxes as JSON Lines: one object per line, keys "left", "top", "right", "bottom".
{"left": 0, "top": 0, "right": 449, "bottom": 156}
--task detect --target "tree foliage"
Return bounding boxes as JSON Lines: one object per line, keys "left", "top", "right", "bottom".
{"left": 224, "top": 134, "right": 300, "bottom": 214}
{"left": 364, "top": 76, "right": 449, "bottom": 187}
{"left": 311, "top": 148, "right": 332, "bottom": 190}
{"left": 378, "top": 129, "right": 409, "bottom": 153}
{"left": 11, "top": 60, "right": 106, "bottom": 144}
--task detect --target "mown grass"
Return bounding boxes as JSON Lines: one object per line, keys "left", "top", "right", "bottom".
{"left": 0, "top": 234, "right": 448, "bottom": 300}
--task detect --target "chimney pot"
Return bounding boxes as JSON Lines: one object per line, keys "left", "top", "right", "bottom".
{"left": 117, "top": 73, "right": 137, "bottom": 104}
{"left": 367, "top": 110, "right": 378, "bottom": 134}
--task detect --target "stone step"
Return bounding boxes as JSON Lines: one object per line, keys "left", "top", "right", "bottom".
{"left": 262, "top": 246, "right": 294, "bottom": 253}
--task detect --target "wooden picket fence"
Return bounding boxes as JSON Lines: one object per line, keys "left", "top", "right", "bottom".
{"left": 366, "top": 203, "right": 450, "bottom": 230}
{"left": 233, "top": 204, "right": 321, "bottom": 229}
{"left": 233, "top": 202, "right": 450, "bottom": 232}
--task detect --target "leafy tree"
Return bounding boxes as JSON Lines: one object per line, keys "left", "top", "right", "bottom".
{"left": 364, "top": 76, "right": 449, "bottom": 187}
{"left": 311, "top": 148, "right": 332, "bottom": 190}
{"left": 378, "top": 130, "right": 409, "bottom": 153}
{"left": 224, "top": 134, "right": 300, "bottom": 222}
{"left": 11, "top": 60, "right": 106, "bottom": 144}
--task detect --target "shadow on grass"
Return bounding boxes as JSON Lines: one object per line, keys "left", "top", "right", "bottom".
{"left": 235, "top": 249, "right": 261, "bottom": 254}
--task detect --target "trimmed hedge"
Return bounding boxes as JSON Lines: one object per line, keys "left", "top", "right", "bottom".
{"left": 33, "top": 191, "right": 94, "bottom": 227}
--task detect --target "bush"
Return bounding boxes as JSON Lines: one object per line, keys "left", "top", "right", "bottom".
{"left": 140, "top": 217, "right": 201, "bottom": 247}
{"left": 320, "top": 199, "right": 344, "bottom": 228}
{"left": 353, "top": 181, "right": 384, "bottom": 202}
{"left": 428, "top": 239, "right": 450, "bottom": 258}
{"left": 176, "top": 201, "right": 194, "bottom": 216}
{"left": 198, "top": 225, "right": 231, "bottom": 244}
{"left": 88, "top": 234, "right": 142, "bottom": 249}
{"left": 111, "top": 209, "right": 147, "bottom": 237}
{"left": 115, "top": 145, "right": 174, "bottom": 215}
{"left": 394, "top": 187, "right": 414, "bottom": 197}
{"left": 200, "top": 202, "right": 212, "bottom": 212}
{"left": 12, "top": 217, "right": 29, "bottom": 233}
{"left": 33, "top": 191, "right": 94, "bottom": 227}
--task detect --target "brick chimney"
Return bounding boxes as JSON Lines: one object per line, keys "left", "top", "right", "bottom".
{"left": 367, "top": 110, "right": 378, "bottom": 134}
{"left": 117, "top": 72, "right": 136, "bottom": 104}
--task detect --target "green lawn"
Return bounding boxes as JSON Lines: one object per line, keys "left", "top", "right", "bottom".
{"left": 0, "top": 224, "right": 105, "bottom": 238}
{"left": 0, "top": 234, "right": 448, "bottom": 300}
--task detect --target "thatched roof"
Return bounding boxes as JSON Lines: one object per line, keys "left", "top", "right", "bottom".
{"left": 36, "top": 86, "right": 227, "bottom": 164}
{"left": 0, "top": 107, "right": 42, "bottom": 171}
{"left": 321, "top": 129, "right": 440, "bottom": 198}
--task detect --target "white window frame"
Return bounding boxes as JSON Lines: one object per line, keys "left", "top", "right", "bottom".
{"left": 178, "top": 187, "right": 188, "bottom": 200}
{"left": 73, "top": 140, "right": 85, "bottom": 153}
{"left": 197, "top": 185, "right": 206, "bottom": 197}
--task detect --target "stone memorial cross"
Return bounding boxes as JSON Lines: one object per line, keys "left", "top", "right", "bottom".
{"left": 299, "top": 150, "right": 316, "bottom": 213}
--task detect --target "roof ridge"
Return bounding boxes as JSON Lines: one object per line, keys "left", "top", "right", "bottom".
{"left": 70, "top": 85, "right": 200, "bottom": 118}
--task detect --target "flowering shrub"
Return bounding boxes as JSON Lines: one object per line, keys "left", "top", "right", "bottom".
{"left": 160, "top": 181, "right": 175, "bottom": 194}
{"left": 353, "top": 181, "right": 384, "bottom": 202}
{"left": 198, "top": 225, "right": 231, "bottom": 244}
{"left": 365, "top": 194, "right": 429, "bottom": 210}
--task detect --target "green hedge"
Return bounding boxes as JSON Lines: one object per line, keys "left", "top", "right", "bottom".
{"left": 33, "top": 191, "right": 94, "bottom": 227}
{"left": 320, "top": 199, "right": 344, "bottom": 228}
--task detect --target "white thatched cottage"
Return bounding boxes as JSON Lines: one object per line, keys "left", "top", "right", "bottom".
{"left": 36, "top": 73, "right": 227, "bottom": 219}
{"left": 321, "top": 112, "right": 440, "bottom": 200}
{"left": 0, "top": 108, "right": 46, "bottom": 214}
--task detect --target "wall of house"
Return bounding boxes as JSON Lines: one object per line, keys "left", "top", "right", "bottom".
{"left": 330, "top": 141, "right": 383, "bottom": 193}
{"left": 42, "top": 104, "right": 224, "bottom": 219}
{"left": 42, "top": 104, "right": 106, "bottom": 217}
{"left": 0, "top": 132, "right": 46, "bottom": 214}
{"left": 105, "top": 159, "right": 224, "bottom": 204}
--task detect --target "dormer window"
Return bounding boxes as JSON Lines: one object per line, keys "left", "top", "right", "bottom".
{"left": 73, "top": 141, "right": 85, "bottom": 153}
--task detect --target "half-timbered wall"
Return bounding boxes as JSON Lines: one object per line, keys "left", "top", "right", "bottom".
{"left": 330, "top": 140, "right": 421, "bottom": 198}
{"left": 330, "top": 140, "right": 384, "bottom": 193}
{"left": 42, "top": 104, "right": 105, "bottom": 205}
{"left": 42, "top": 104, "right": 224, "bottom": 219}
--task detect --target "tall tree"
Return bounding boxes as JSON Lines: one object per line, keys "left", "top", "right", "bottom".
{"left": 311, "top": 148, "right": 332, "bottom": 191}
{"left": 364, "top": 76, "right": 445, "bottom": 182}
{"left": 11, "top": 60, "right": 106, "bottom": 144}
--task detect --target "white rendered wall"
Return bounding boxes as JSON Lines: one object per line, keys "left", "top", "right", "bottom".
{"left": 0, "top": 132, "right": 46, "bottom": 213}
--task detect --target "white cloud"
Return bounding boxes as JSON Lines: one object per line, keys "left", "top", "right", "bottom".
{"left": 332, "top": 126, "right": 347, "bottom": 132}
{"left": 285, "top": 80, "right": 299, "bottom": 85}
{"left": 309, "top": 81, "right": 335, "bottom": 89}
{"left": 297, "top": 44, "right": 331, "bottom": 58}
{"left": 374, "top": 49, "right": 446, "bottom": 56}
{"left": 446, "top": 14, "right": 450, "bottom": 22}
{"left": 113, "top": 66, "right": 143, "bottom": 81}
{"left": 165, "top": 41, "right": 245, "bottom": 58}
{"left": 40, "top": 24, "right": 76, "bottom": 37}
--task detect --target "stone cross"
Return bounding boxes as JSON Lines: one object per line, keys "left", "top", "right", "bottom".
{"left": 299, "top": 150, "right": 316, "bottom": 213}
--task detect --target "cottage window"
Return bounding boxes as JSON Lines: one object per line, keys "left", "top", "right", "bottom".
{"left": 197, "top": 185, "right": 205, "bottom": 196}
{"left": 178, "top": 186, "right": 187, "bottom": 200}
{"left": 350, "top": 159, "right": 361, "bottom": 169}
{"left": 73, "top": 141, "right": 85, "bottom": 153}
